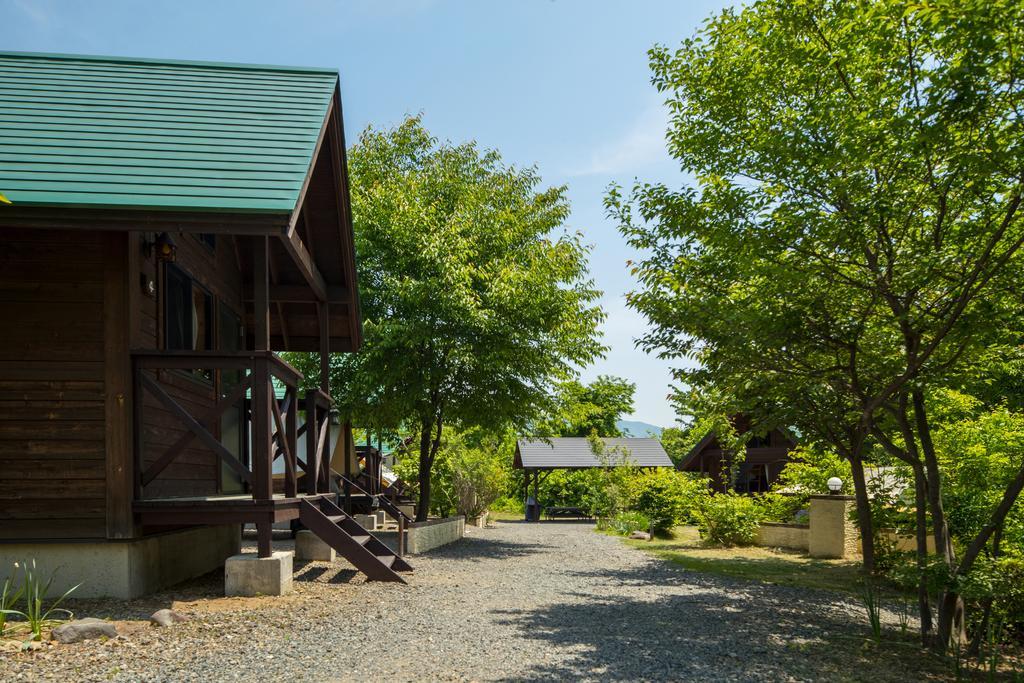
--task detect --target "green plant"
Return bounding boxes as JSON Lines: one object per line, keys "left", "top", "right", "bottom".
{"left": 628, "top": 469, "right": 709, "bottom": 530}
{"left": 0, "top": 562, "right": 25, "bottom": 636}
{"left": 861, "top": 578, "right": 883, "bottom": 640}
{"left": 601, "top": 511, "right": 651, "bottom": 536}
{"left": 0, "top": 560, "right": 79, "bottom": 641}
{"left": 696, "top": 493, "right": 760, "bottom": 547}
{"left": 451, "top": 440, "right": 509, "bottom": 519}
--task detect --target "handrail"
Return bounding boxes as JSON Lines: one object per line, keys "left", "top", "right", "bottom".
{"left": 131, "top": 349, "right": 332, "bottom": 503}
{"left": 130, "top": 349, "right": 304, "bottom": 388}
{"left": 336, "top": 471, "right": 414, "bottom": 523}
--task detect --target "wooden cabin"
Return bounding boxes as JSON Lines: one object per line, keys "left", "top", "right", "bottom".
{"left": 0, "top": 52, "right": 410, "bottom": 596}
{"left": 677, "top": 418, "right": 797, "bottom": 493}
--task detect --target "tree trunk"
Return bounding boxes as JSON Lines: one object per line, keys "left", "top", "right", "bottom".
{"left": 849, "top": 451, "right": 875, "bottom": 574}
{"left": 911, "top": 390, "right": 966, "bottom": 651}
{"left": 912, "top": 462, "right": 933, "bottom": 643}
{"left": 416, "top": 422, "right": 432, "bottom": 522}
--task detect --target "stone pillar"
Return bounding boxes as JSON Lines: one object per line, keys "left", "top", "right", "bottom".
{"left": 808, "top": 495, "right": 858, "bottom": 559}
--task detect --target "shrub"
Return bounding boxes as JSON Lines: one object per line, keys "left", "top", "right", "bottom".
{"left": 696, "top": 493, "right": 760, "bottom": 546}
{"left": 754, "top": 491, "right": 807, "bottom": 524}
{"left": 628, "top": 469, "right": 709, "bottom": 530}
{"left": 600, "top": 511, "right": 651, "bottom": 536}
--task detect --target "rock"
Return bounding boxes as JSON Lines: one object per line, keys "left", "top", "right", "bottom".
{"left": 628, "top": 531, "right": 651, "bottom": 540}
{"left": 149, "top": 609, "right": 189, "bottom": 627}
{"left": 50, "top": 618, "right": 117, "bottom": 644}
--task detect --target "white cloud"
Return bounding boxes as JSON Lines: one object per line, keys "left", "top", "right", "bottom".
{"left": 569, "top": 103, "right": 673, "bottom": 177}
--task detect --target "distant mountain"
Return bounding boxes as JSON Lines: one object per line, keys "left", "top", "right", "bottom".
{"left": 617, "top": 420, "right": 664, "bottom": 438}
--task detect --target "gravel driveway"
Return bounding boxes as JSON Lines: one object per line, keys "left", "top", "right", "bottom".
{"left": 5, "top": 520, "right": 946, "bottom": 682}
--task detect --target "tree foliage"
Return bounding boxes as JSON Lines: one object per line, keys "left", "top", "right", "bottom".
{"left": 535, "top": 375, "right": 635, "bottom": 437}
{"left": 293, "top": 116, "right": 605, "bottom": 520}
{"left": 608, "top": 0, "right": 1024, "bottom": 652}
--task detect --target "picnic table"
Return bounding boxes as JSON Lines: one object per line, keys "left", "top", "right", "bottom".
{"left": 543, "top": 506, "right": 592, "bottom": 520}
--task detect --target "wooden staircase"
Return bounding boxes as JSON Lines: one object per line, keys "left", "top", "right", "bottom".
{"left": 299, "top": 498, "right": 413, "bottom": 583}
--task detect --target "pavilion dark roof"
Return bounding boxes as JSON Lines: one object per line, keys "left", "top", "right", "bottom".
{"left": 514, "top": 438, "right": 673, "bottom": 469}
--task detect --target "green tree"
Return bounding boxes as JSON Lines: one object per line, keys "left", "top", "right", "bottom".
{"left": 537, "top": 375, "right": 635, "bottom": 437}
{"left": 295, "top": 117, "right": 605, "bottom": 521}
{"left": 609, "top": 0, "right": 1024, "bottom": 651}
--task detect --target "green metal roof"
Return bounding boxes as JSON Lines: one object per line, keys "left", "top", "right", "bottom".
{"left": 0, "top": 51, "right": 339, "bottom": 213}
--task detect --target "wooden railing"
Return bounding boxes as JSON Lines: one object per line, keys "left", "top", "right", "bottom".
{"left": 131, "top": 350, "right": 331, "bottom": 503}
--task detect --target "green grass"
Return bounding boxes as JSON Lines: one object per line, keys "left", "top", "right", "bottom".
{"left": 625, "top": 525, "right": 866, "bottom": 595}
{"left": 486, "top": 509, "right": 524, "bottom": 522}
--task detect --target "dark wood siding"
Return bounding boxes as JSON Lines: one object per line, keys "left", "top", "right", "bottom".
{"left": 0, "top": 229, "right": 107, "bottom": 539}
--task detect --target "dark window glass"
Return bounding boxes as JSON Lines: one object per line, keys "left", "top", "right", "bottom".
{"left": 748, "top": 433, "right": 771, "bottom": 449}
{"left": 164, "top": 265, "right": 215, "bottom": 381}
{"left": 165, "top": 265, "right": 191, "bottom": 351}
{"left": 198, "top": 233, "right": 216, "bottom": 250}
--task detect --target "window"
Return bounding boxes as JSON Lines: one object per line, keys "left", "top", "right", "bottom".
{"left": 164, "top": 264, "right": 214, "bottom": 353}
{"left": 197, "top": 233, "right": 216, "bottom": 250}
{"left": 747, "top": 433, "right": 772, "bottom": 449}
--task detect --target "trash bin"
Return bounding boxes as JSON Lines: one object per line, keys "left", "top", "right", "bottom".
{"left": 525, "top": 496, "right": 540, "bottom": 522}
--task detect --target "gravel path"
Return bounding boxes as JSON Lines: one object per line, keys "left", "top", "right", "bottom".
{"left": 5, "top": 520, "right": 947, "bottom": 682}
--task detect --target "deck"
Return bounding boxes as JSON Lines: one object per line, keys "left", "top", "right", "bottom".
{"left": 134, "top": 492, "right": 338, "bottom": 526}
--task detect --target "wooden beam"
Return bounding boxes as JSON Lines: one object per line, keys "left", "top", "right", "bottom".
{"left": 104, "top": 232, "right": 135, "bottom": 539}
{"left": 327, "top": 99, "right": 364, "bottom": 349}
{"left": 253, "top": 237, "right": 270, "bottom": 351}
{"left": 318, "top": 302, "right": 330, "bottom": 393}
{"left": 278, "top": 231, "right": 328, "bottom": 302}
{"left": 243, "top": 284, "right": 350, "bottom": 304}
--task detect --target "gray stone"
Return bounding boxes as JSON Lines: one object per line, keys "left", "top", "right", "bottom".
{"left": 51, "top": 618, "right": 117, "bottom": 643}
{"left": 149, "top": 608, "right": 189, "bottom": 627}
{"left": 628, "top": 530, "right": 651, "bottom": 540}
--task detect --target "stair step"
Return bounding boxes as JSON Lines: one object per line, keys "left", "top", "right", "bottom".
{"left": 352, "top": 534, "right": 370, "bottom": 546}
{"left": 376, "top": 555, "right": 396, "bottom": 568}
{"left": 326, "top": 514, "right": 345, "bottom": 524}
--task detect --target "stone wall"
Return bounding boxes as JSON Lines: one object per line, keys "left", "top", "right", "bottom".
{"left": 405, "top": 516, "right": 465, "bottom": 554}
{"left": 756, "top": 522, "right": 809, "bottom": 551}
{"left": 0, "top": 524, "right": 241, "bottom": 598}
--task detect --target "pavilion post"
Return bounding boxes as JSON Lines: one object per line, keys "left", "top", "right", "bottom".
{"left": 532, "top": 470, "right": 540, "bottom": 523}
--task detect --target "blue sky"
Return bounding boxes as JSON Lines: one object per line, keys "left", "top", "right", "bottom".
{"left": 1, "top": 0, "right": 727, "bottom": 427}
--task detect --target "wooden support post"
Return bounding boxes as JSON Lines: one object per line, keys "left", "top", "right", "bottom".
{"left": 342, "top": 421, "right": 353, "bottom": 513}
{"left": 285, "top": 388, "right": 298, "bottom": 498}
{"left": 318, "top": 302, "right": 329, "bottom": 392}
{"left": 398, "top": 514, "right": 406, "bottom": 557}
{"left": 104, "top": 232, "right": 135, "bottom": 539}
{"left": 319, "top": 410, "right": 331, "bottom": 493}
{"left": 533, "top": 470, "right": 540, "bottom": 523}
{"left": 257, "top": 521, "right": 272, "bottom": 559}
{"left": 252, "top": 237, "right": 272, "bottom": 501}
{"left": 305, "top": 392, "right": 319, "bottom": 495}
{"left": 132, "top": 359, "right": 144, "bottom": 503}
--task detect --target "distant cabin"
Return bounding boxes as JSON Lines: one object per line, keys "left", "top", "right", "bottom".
{"left": 676, "top": 421, "right": 797, "bottom": 493}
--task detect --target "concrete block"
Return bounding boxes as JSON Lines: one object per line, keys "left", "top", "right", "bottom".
{"left": 294, "top": 530, "right": 336, "bottom": 562}
{"left": 374, "top": 510, "right": 386, "bottom": 527}
{"left": 0, "top": 524, "right": 241, "bottom": 599}
{"left": 756, "top": 522, "right": 809, "bottom": 551}
{"left": 353, "top": 514, "right": 377, "bottom": 531}
{"left": 224, "top": 551, "right": 293, "bottom": 596}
